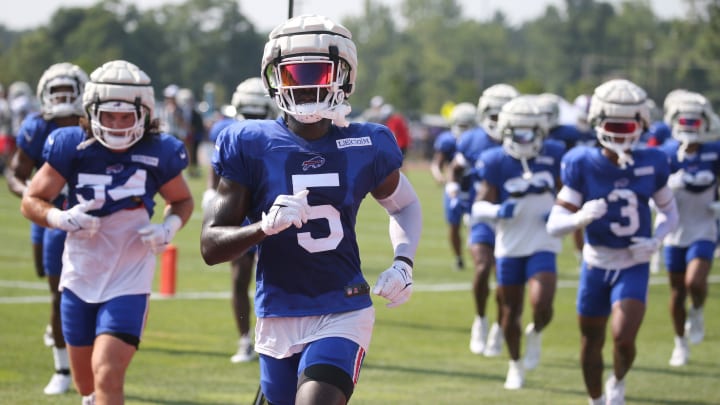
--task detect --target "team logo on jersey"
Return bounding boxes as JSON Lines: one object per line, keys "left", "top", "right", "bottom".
{"left": 336, "top": 137, "right": 372, "bottom": 149}
{"left": 131, "top": 154, "right": 159, "bottom": 167}
{"left": 302, "top": 155, "right": 326, "bottom": 171}
{"left": 106, "top": 164, "right": 124, "bottom": 174}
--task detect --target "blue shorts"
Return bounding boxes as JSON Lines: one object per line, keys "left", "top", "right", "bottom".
{"left": 496, "top": 251, "right": 556, "bottom": 286}
{"left": 664, "top": 240, "right": 715, "bottom": 273}
{"left": 443, "top": 193, "right": 470, "bottom": 226}
{"left": 61, "top": 288, "right": 149, "bottom": 347}
{"left": 576, "top": 262, "right": 649, "bottom": 317}
{"left": 469, "top": 221, "right": 495, "bottom": 246}
{"left": 42, "top": 228, "right": 66, "bottom": 276}
{"left": 259, "top": 337, "right": 365, "bottom": 405}
{"left": 30, "top": 222, "right": 45, "bottom": 245}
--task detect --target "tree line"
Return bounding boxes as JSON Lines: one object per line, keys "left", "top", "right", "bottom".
{"left": 1, "top": 0, "right": 718, "bottom": 116}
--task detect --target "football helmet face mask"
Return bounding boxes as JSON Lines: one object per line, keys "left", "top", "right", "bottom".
{"left": 588, "top": 79, "right": 649, "bottom": 168}
{"left": 498, "top": 96, "right": 547, "bottom": 162}
{"left": 232, "top": 77, "right": 276, "bottom": 120}
{"left": 665, "top": 91, "right": 714, "bottom": 145}
{"left": 37, "top": 63, "right": 88, "bottom": 120}
{"left": 83, "top": 60, "right": 155, "bottom": 151}
{"left": 449, "top": 102, "right": 477, "bottom": 136}
{"left": 261, "top": 14, "right": 356, "bottom": 126}
{"left": 478, "top": 83, "right": 520, "bottom": 141}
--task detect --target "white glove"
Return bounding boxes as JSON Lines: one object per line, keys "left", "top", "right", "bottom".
{"left": 138, "top": 215, "right": 182, "bottom": 254}
{"left": 201, "top": 188, "right": 217, "bottom": 212}
{"left": 373, "top": 259, "right": 413, "bottom": 308}
{"left": 574, "top": 198, "right": 607, "bottom": 227}
{"left": 444, "top": 181, "right": 460, "bottom": 198}
{"left": 628, "top": 236, "right": 661, "bottom": 262}
{"left": 46, "top": 200, "right": 100, "bottom": 239}
{"left": 708, "top": 201, "right": 720, "bottom": 218}
{"left": 261, "top": 190, "right": 311, "bottom": 236}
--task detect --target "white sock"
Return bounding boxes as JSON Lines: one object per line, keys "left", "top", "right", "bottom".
{"left": 52, "top": 347, "right": 69, "bottom": 372}
{"left": 588, "top": 395, "right": 605, "bottom": 405}
{"left": 82, "top": 392, "right": 96, "bottom": 405}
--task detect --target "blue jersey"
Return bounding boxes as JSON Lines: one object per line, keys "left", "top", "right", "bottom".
{"left": 43, "top": 127, "right": 188, "bottom": 218}
{"left": 16, "top": 112, "right": 58, "bottom": 169}
{"left": 208, "top": 117, "right": 235, "bottom": 144}
{"left": 212, "top": 117, "right": 403, "bottom": 318}
{"left": 548, "top": 124, "right": 582, "bottom": 149}
{"left": 561, "top": 146, "right": 670, "bottom": 248}
{"left": 479, "top": 140, "right": 565, "bottom": 202}
{"left": 433, "top": 130, "right": 457, "bottom": 163}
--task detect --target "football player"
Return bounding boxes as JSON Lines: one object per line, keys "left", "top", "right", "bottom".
{"left": 657, "top": 91, "right": 720, "bottom": 366}
{"left": 21, "top": 60, "right": 194, "bottom": 405}
{"left": 471, "top": 95, "right": 564, "bottom": 389}
{"left": 200, "top": 15, "right": 422, "bottom": 405}
{"left": 546, "top": 79, "right": 678, "bottom": 405}
{"left": 5, "top": 62, "right": 88, "bottom": 395}
{"left": 204, "top": 76, "right": 277, "bottom": 364}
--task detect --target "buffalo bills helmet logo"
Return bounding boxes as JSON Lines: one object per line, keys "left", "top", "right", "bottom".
{"left": 302, "top": 155, "right": 326, "bottom": 171}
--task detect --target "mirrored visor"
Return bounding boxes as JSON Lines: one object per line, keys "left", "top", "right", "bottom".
{"left": 677, "top": 117, "right": 703, "bottom": 128}
{"left": 508, "top": 128, "right": 538, "bottom": 144}
{"left": 279, "top": 62, "right": 334, "bottom": 87}
{"left": 600, "top": 120, "right": 638, "bottom": 134}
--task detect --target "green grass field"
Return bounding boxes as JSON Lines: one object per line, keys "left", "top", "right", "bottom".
{"left": 0, "top": 159, "right": 718, "bottom": 404}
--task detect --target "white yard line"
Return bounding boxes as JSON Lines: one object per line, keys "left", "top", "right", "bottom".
{"left": 2, "top": 275, "right": 720, "bottom": 304}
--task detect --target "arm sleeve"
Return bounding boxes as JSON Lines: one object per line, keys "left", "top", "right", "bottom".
{"left": 652, "top": 185, "right": 678, "bottom": 241}
{"left": 375, "top": 172, "right": 422, "bottom": 261}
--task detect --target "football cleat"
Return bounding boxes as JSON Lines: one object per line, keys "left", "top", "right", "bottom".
{"left": 483, "top": 322, "right": 504, "bottom": 357}
{"left": 469, "top": 316, "right": 488, "bottom": 355}
{"left": 43, "top": 372, "right": 71, "bottom": 395}
{"left": 668, "top": 336, "right": 689, "bottom": 367}
{"left": 230, "top": 335, "right": 256, "bottom": 363}
{"left": 522, "top": 323, "right": 542, "bottom": 370}
{"left": 503, "top": 360, "right": 525, "bottom": 390}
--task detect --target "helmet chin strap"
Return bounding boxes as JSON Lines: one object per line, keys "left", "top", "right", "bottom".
{"left": 677, "top": 139, "right": 690, "bottom": 162}
{"left": 520, "top": 158, "right": 532, "bottom": 179}
{"left": 616, "top": 150, "right": 634, "bottom": 169}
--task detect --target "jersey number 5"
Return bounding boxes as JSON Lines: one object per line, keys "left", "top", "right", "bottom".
{"left": 291, "top": 173, "right": 343, "bottom": 253}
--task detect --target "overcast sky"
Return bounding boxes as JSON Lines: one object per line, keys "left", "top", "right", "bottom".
{"left": 2, "top": 0, "right": 687, "bottom": 32}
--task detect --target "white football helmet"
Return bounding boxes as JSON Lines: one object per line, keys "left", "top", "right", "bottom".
{"left": 83, "top": 60, "right": 155, "bottom": 150}
{"left": 536, "top": 93, "right": 562, "bottom": 129}
{"left": 8, "top": 81, "right": 33, "bottom": 101}
{"left": 665, "top": 91, "right": 715, "bottom": 144}
{"left": 662, "top": 88, "right": 689, "bottom": 123}
{"left": 231, "top": 77, "right": 276, "bottom": 119}
{"left": 449, "top": 102, "right": 477, "bottom": 136}
{"left": 36, "top": 62, "right": 88, "bottom": 120}
{"left": 261, "top": 14, "right": 356, "bottom": 126}
{"left": 478, "top": 83, "right": 519, "bottom": 141}
{"left": 588, "top": 79, "right": 649, "bottom": 168}
{"left": 498, "top": 95, "right": 548, "bottom": 161}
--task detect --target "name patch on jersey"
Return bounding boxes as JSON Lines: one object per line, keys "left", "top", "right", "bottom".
{"left": 536, "top": 156, "right": 554, "bottom": 166}
{"left": 633, "top": 166, "right": 654, "bottom": 176}
{"left": 336, "top": 137, "right": 372, "bottom": 149}
{"left": 131, "top": 154, "right": 159, "bottom": 167}
{"left": 701, "top": 152, "right": 718, "bottom": 161}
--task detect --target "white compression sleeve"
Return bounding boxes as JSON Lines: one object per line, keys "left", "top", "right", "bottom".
{"left": 376, "top": 173, "right": 422, "bottom": 261}
{"left": 652, "top": 185, "right": 678, "bottom": 241}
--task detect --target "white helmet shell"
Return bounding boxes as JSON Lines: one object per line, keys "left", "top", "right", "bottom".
{"left": 536, "top": 93, "right": 562, "bottom": 129}
{"left": 478, "top": 83, "right": 520, "bottom": 141}
{"left": 497, "top": 95, "right": 547, "bottom": 160}
{"left": 83, "top": 60, "right": 155, "bottom": 150}
{"left": 665, "top": 91, "right": 715, "bottom": 144}
{"left": 231, "top": 77, "right": 276, "bottom": 119}
{"left": 36, "top": 62, "right": 88, "bottom": 120}
{"left": 588, "top": 79, "right": 649, "bottom": 166}
{"left": 449, "top": 102, "right": 477, "bottom": 135}
{"left": 261, "top": 14, "right": 357, "bottom": 125}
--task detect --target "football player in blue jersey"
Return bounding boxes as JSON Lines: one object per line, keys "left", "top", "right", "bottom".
{"left": 5, "top": 62, "right": 89, "bottom": 395}
{"left": 657, "top": 91, "right": 720, "bottom": 366}
{"left": 430, "top": 102, "right": 477, "bottom": 271}
{"left": 471, "top": 95, "right": 565, "bottom": 390}
{"left": 546, "top": 79, "right": 678, "bottom": 405}
{"left": 200, "top": 14, "right": 422, "bottom": 405}
{"left": 204, "top": 76, "right": 277, "bottom": 364}
{"left": 458, "top": 83, "right": 519, "bottom": 357}
{"left": 21, "top": 60, "right": 194, "bottom": 405}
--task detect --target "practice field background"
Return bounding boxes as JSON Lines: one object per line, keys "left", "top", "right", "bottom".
{"left": 0, "top": 160, "right": 718, "bottom": 404}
